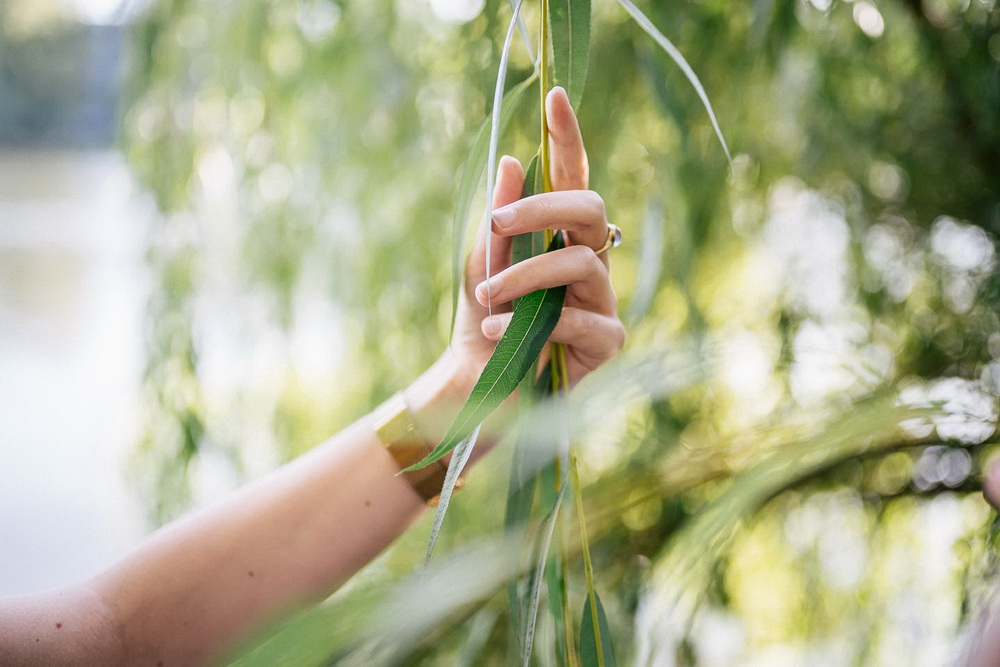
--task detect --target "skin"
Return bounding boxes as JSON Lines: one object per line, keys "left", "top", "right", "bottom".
{"left": 0, "top": 86, "right": 624, "bottom": 666}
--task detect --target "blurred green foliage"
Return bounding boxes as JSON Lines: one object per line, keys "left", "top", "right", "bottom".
{"left": 122, "top": 0, "right": 1000, "bottom": 663}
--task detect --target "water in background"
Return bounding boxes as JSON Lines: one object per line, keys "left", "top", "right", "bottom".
{"left": 0, "top": 6, "right": 148, "bottom": 594}
{"left": 0, "top": 149, "right": 150, "bottom": 594}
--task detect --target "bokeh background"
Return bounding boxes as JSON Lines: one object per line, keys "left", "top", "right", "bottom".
{"left": 2, "top": 0, "right": 1000, "bottom": 664}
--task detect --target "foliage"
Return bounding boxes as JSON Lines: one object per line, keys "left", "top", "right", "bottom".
{"left": 123, "top": 0, "right": 1000, "bottom": 663}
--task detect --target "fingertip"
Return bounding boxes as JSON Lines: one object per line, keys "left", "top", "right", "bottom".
{"left": 499, "top": 155, "right": 524, "bottom": 183}
{"left": 493, "top": 155, "right": 525, "bottom": 209}
{"left": 547, "top": 85, "right": 568, "bottom": 103}
{"left": 546, "top": 86, "right": 573, "bottom": 117}
{"left": 481, "top": 315, "right": 507, "bottom": 340}
{"left": 499, "top": 154, "right": 522, "bottom": 169}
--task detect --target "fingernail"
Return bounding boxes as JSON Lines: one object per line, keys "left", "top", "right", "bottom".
{"left": 476, "top": 276, "right": 504, "bottom": 302}
{"left": 492, "top": 206, "right": 516, "bottom": 229}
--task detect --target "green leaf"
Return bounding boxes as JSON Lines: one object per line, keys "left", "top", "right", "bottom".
{"left": 505, "top": 360, "right": 555, "bottom": 658}
{"left": 615, "top": 0, "right": 733, "bottom": 167}
{"left": 510, "top": 153, "right": 546, "bottom": 271}
{"left": 484, "top": 0, "right": 528, "bottom": 322}
{"left": 549, "top": 0, "right": 592, "bottom": 108}
{"left": 579, "top": 591, "right": 616, "bottom": 667}
{"left": 504, "top": 402, "right": 541, "bottom": 651}
{"left": 511, "top": 153, "right": 548, "bottom": 320}
{"left": 405, "top": 233, "right": 568, "bottom": 472}
{"left": 424, "top": 423, "right": 482, "bottom": 566}
{"left": 450, "top": 74, "right": 536, "bottom": 340}
{"left": 523, "top": 482, "right": 566, "bottom": 667}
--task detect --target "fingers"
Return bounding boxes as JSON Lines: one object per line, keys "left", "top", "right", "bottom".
{"left": 486, "top": 88, "right": 607, "bottom": 255}
{"left": 492, "top": 156, "right": 524, "bottom": 215}
{"left": 491, "top": 190, "right": 608, "bottom": 252}
{"left": 467, "top": 156, "right": 524, "bottom": 287}
{"left": 546, "top": 86, "right": 588, "bottom": 192}
{"left": 474, "top": 245, "right": 616, "bottom": 315}
{"left": 481, "top": 307, "right": 625, "bottom": 366}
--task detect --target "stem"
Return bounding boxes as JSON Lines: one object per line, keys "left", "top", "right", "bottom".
{"left": 539, "top": 0, "right": 568, "bottom": 396}
{"left": 540, "top": 3, "right": 576, "bottom": 664}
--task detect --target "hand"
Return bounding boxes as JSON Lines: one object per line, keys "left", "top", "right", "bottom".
{"left": 451, "top": 85, "right": 625, "bottom": 393}
{"left": 407, "top": 86, "right": 624, "bottom": 445}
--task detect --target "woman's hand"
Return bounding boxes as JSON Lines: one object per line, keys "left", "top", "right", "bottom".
{"left": 440, "top": 86, "right": 625, "bottom": 411}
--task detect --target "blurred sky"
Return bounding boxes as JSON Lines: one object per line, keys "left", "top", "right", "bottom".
{"left": 0, "top": 0, "right": 149, "bottom": 594}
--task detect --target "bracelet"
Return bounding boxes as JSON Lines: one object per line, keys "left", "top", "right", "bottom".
{"left": 373, "top": 392, "right": 459, "bottom": 506}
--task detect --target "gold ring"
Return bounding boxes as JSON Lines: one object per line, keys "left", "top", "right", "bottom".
{"left": 595, "top": 223, "right": 622, "bottom": 255}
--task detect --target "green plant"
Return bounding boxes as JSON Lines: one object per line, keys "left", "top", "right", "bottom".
{"left": 122, "top": 0, "right": 1000, "bottom": 663}
{"left": 404, "top": 1, "right": 732, "bottom": 662}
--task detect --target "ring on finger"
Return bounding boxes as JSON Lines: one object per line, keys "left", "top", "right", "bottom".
{"left": 595, "top": 223, "right": 623, "bottom": 256}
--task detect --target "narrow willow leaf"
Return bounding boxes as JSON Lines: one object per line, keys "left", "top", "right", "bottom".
{"left": 405, "top": 234, "right": 567, "bottom": 472}
{"left": 549, "top": 0, "right": 592, "bottom": 108}
{"left": 450, "top": 74, "right": 535, "bottom": 339}
{"left": 615, "top": 0, "right": 733, "bottom": 167}
{"left": 505, "top": 394, "right": 541, "bottom": 649}
{"left": 505, "top": 469, "right": 536, "bottom": 656}
{"left": 510, "top": 153, "right": 546, "bottom": 271}
{"left": 579, "top": 591, "right": 616, "bottom": 667}
{"left": 484, "top": 0, "right": 527, "bottom": 319}
{"left": 424, "top": 423, "right": 482, "bottom": 566}
{"left": 522, "top": 483, "right": 566, "bottom": 667}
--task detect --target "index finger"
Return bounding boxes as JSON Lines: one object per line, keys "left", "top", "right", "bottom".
{"left": 467, "top": 155, "right": 524, "bottom": 289}
{"left": 546, "top": 86, "right": 589, "bottom": 192}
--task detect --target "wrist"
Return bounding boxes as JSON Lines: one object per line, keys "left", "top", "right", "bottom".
{"left": 402, "top": 349, "right": 505, "bottom": 466}
{"left": 402, "top": 350, "right": 471, "bottom": 447}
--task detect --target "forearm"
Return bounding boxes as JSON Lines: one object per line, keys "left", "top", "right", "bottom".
{"left": 94, "top": 422, "right": 423, "bottom": 664}
{"left": 0, "top": 85, "right": 616, "bottom": 666}
{"left": 8, "top": 355, "right": 475, "bottom": 666}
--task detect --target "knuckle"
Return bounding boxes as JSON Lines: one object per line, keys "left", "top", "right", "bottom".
{"left": 611, "top": 319, "right": 627, "bottom": 352}
{"left": 561, "top": 306, "right": 584, "bottom": 332}
{"left": 584, "top": 190, "right": 606, "bottom": 221}
{"left": 586, "top": 248, "right": 609, "bottom": 278}
{"left": 567, "top": 244, "right": 600, "bottom": 273}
